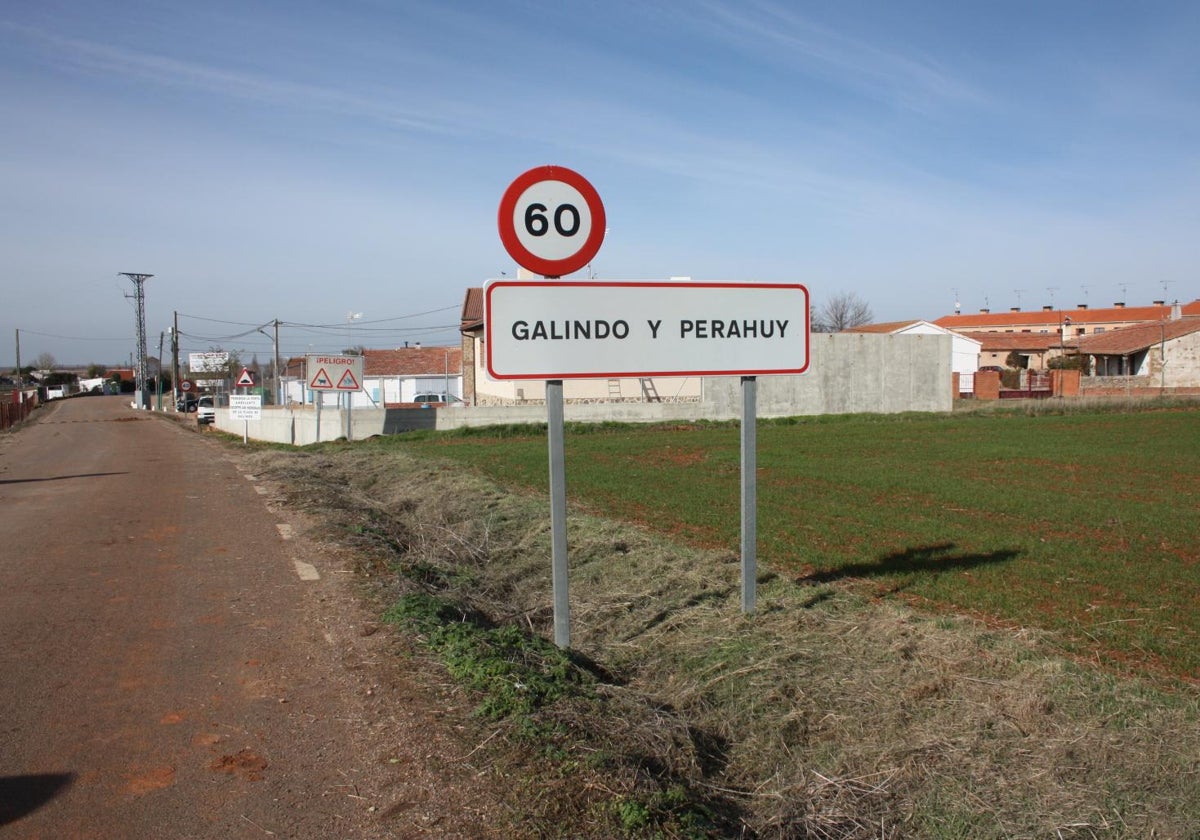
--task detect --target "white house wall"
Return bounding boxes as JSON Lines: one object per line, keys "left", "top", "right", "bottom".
{"left": 894, "top": 322, "right": 980, "bottom": 375}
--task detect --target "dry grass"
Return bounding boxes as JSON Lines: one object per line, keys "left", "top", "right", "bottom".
{"left": 248, "top": 443, "right": 1200, "bottom": 839}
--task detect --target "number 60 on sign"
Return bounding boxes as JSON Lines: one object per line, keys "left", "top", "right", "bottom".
{"left": 498, "top": 166, "right": 606, "bottom": 278}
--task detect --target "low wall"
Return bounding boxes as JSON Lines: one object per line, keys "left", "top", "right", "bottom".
{"left": 215, "top": 333, "right": 954, "bottom": 444}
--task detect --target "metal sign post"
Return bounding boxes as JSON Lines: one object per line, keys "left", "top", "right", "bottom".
{"left": 546, "top": 380, "right": 571, "bottom": 648}
{"left": 740, "top": 376, "right": 757, "bottom": 613}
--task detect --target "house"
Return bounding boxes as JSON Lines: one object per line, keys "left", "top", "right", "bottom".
{"left": 458, "top": 286, "right": 702, "bottom": 405}
{"left": 283, "top": 346, "right": 464, "bottom": 408}
{"left": 1072, "top": 317, "right": 1200, "bottom": 391}
{"left": 959, "top": 332, "right": 1064, "bottom": 370}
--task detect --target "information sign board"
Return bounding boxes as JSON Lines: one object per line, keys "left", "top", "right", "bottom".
{"left": 229, "top": 394, "right": 262, "bottom": 420}
{"left": 485, "top": 280, "right": 809, "bottom": 380}
{"left": 188, "top": 351, "right": 229, "bottom": 373}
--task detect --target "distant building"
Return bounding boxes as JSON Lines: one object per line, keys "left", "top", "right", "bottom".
{"left": 283, "top": 346, "right": 464, "bottom": 408}
{"left": 1073, "top": 317, "right": 1200, "bottom": 388}
{"left": 934, "top": 299, "right": 1200, "bottom": 338}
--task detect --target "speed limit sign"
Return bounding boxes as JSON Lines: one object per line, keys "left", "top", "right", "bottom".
{"left": 498, "top": 166, "right": 606, "bottom": 277}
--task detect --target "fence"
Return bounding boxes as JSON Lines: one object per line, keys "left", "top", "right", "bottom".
{"left": 1, "top": 390, "right": 40, "bottom": 431}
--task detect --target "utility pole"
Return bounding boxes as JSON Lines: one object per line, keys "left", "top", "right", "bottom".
{"left": 120, "top": 273, "right": 153, "bottom": 409}
{"left": 14, "top": 329, "right": 21, "bottom": 387}
{"left": 273, "top": 319, "right": 281, "bottom": 406}
{"left": 172, "top": 312, "right": 180, "bottom": 405}
{"left": 157, "top": 331, "right": 165, "bottom": 410}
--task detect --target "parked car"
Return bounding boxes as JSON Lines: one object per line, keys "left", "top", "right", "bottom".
{"left": 412, "top": 393, "right": 464, "bottom": 407}
{"left": 196, "top": 395, "right": 215, "bottom": 425}
{"left": 177, "top": 394, "right": 198, "bottom": 412}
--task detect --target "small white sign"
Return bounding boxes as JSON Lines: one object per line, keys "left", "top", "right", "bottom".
{"left": 229, "top": 394, "right": 262, "bottom": 420}
{"left": 485, "top": 280, "right": 810, "bottom": 380}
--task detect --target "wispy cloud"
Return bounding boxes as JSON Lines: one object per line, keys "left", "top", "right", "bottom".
{"left": 692, "top": 0, "right": 984, "bottom": 113}
{"left": 1, "top": 20, "right": 468, "bottom": 137}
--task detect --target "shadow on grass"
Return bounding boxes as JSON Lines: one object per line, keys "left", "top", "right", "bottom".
{"left": 801, "top": 542, "right": 1021, "bottom": 589}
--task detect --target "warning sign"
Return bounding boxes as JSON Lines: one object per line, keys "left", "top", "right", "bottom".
{"left": 235, "top": 367, "right": 256, "bottom": 388}
{"left": 306, "top": 354, "right": 363, "bottom": 391}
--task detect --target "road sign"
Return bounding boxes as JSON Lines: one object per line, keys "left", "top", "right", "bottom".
{"left": 498, "top": 166, "right": 605, "bottom": 277}
{"left": 305, "top": 354, "right": 363, "bottom": 391}
{"left": 485, "top": 280, "right": 810, "bottom": 380}
{"left": 188, "top": 351, "right": 229, "bottom": 373}
{"left": 235, "top": 367, "right": 255, "bottom": 388}
{"left": 229, "top": 394, "right": 262, "bottom": 420}
{"left": 180, "top": 380, "right": 193, "bottom": 392}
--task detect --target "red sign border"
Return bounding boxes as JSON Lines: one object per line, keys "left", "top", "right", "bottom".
{"left": 497, "top": 166, "right": 606, "bottom": 277}
{"left": 484, "top": 280, "right": 810, "bottom": 381}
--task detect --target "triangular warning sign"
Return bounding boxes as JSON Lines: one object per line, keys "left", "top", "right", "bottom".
{"left": 336, "top": 369, "right": 360, "bottom": 390}
{"left": 310, "top": 368, "right": 333, "bottom": 388}
{"left": 235, "top": 367, "right": 255, "bottom": 387}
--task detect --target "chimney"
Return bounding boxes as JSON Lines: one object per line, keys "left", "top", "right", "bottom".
{"left": 1171, "top": 301, "right": 1183, "bottom": 321}
{"left": 1153, "top": 300, "right": 1165, "bottom": 306}
{"left": 979, "top": 307, "right": 990, "bottom": 314}
{"left": 414, "top": 342, "right": 421, "bottom": 350}
{"left": 1113, "top": 302, "right": 1125, "bottom": 308}
{"left": 1010, "top": 306, "right": 1021, "bottom": 312}
{"left": 1077, "top": 304, "right": 1088, "bottom": 310}
{"left": 1042, "top": 305, "right": 1053, "bottom": 311}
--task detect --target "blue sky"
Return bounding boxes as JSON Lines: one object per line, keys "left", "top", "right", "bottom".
{"left": 3, "top": 0, "right": 1199, "bottom": 366}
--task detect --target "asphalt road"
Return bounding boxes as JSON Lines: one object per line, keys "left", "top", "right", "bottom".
{"left": 0, "top": 396, "right": 391, "bottom": 839}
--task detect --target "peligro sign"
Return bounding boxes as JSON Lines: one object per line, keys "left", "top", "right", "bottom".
{"left": 485, "top": 280, "right": 810, "bottom": 380}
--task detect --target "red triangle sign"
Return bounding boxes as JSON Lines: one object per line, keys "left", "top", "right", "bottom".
{"left": 336, "top": 369, "right": 360, "bottom": 390}
{"left": 235, "top": 367, "right": 255, "bottom": 387}
{"left": 310, "top": 368, "right": 333, "bottom": 388}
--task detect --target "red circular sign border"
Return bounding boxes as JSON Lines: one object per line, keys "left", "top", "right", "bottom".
{"left": 498, "top": 166, "right": 606, "bottom": 277}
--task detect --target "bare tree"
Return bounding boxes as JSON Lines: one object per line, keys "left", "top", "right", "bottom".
{"left": 812, "top": 292, "right": 874, "bottom": 333}
{"left": 33, "top": 352, "right": 57, "bottom": 371}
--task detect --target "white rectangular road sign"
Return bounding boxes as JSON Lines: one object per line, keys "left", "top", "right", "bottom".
{"left": 229, "top": 394, "right": 262, "bottom": 420}
{"left": 305, "top": 354, "right": 364, "bottom": 391}
{"left": 188, "top": 351, "right": 230, "bottom": 373}
{"left": 485, "top": 280, "right": 809, "bottom": 380}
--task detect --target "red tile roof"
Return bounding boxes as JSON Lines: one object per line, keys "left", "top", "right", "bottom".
{"left": 1073, "top": 318, "right": 1200, "bottom": 355}
{"left": 362, "top": 346, "right": 461, "bottom": 376}
{"left": 960, "top": 332, "right": 1063, "bottom": 352}
{"left": 461, "top": 287, "right": 484, "bottom": 332}
{"left": 935, "top": 299, "right": 1200, "bottom": 330}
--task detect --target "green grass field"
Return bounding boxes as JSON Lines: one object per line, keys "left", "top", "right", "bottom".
{"left": 400, "top": 406, "right": 1200, "bottom": 681}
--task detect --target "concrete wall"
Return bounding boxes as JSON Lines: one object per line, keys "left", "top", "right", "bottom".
{"left": 214, "top": 333, "right": 953, "bottom": 443}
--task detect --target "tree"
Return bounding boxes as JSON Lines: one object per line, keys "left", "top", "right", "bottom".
{"left": 33, "top": 352, "right": 56, "bottom": 371}
{"left": 812, "top": 292, "right": 874, "bottom": 333}
{"left": 1004, "top": 351, "right": 1028, "bottom": 370}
